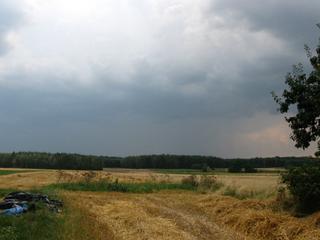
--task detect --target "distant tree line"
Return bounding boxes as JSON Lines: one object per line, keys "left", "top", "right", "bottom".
{"left": 112, "top": 155, "right": 318, "bottom": 170}
{"left": 0, "top": 152, "right": 317, "bottom": 170}
{"left": 0, "top": 152, "right": 119, "bottom": 170}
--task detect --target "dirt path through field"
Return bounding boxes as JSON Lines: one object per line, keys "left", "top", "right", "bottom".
{"left": 135, "top": 194, "right": 245, "bottom": 240}
{"left": 63, "top": 190, "right": 320, "bottom": 240}
{"left": 63, "top": 191, "right": 246, "bottom": 240}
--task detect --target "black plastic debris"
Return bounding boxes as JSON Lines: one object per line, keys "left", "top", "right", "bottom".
{"left": 0, "top": 201, "right": 16, "bottom": 210}
{"left": 0, "top": 192, "right": 63, "bottom": 216}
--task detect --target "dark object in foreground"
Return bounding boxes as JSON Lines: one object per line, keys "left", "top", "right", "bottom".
{"left": 0, "top": 192, "right": 63, "bottom": 216}
{"left": 282, "top": 166, "right": 320, "bottom": 214}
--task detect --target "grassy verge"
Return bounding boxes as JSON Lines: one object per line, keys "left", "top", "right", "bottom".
{"left": 0, "top": 208, "right": 63, "bottom": 240}
{"left": 0, "top": 189, "right": 19, "bottom": 197}
{"left": 0, "top": 187, "right": 107, "bottom": 240}
{"left": 60, "top": 193, "right": 114, "bottom": 240}
{"left": 0, "top": 170, "right": 34, "bottom": 176}
{"left": 0, "top": 188, "right": 63, "bottom": 240}
{"left": 47, "top": 180, "right": 197, "bottom": 193}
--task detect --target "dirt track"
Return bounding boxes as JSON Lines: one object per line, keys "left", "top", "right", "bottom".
{"left": 64, "top": 191, "right": 246, "bottom": 240}
{"left": 64, "top": 191, "right": 320, "bottom": 240}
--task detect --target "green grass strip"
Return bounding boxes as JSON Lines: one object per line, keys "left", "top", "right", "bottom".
{"left": 47, "top": 181, "right": 196, "bottom": 193}
{"left": 0, "top": 170, "right": 35, "bottom": 176}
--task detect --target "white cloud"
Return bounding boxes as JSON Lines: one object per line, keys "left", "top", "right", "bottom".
{"left": 0, "top": 0, "right": 287, "bottom": 90}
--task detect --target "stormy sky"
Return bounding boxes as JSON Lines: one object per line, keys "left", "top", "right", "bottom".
{"left": 0, "top": 0, "right": 318, "bottom": 157}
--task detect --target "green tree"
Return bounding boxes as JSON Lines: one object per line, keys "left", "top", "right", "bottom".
{"left": 282, "top": 165, "right": 320, "bottom": 212}
{"left": 273, "top": 24, "right": 320, "bottom": 213}
{"left": 272, "top": 26, "right": 320, "bottom": 156}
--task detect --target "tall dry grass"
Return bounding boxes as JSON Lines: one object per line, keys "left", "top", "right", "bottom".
{"left": 2, "top": 169, "right": 320, "bottom": 239}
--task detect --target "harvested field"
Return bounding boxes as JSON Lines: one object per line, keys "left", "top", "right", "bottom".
{"left": 0, "top": 169, "right": 279, "bottom": 194}
{"left": 0, "top": 171, "right": 58, "bottom": 189}
{"left": 63, "top": 191, "right": 320, "bottom": 240}
{"left": 102, "top": 169, "right": 280, "bottom": 197}
{"left": 196, "top": 195, "right": 320, "bottom": 240}
{"left": 217, "top": 174, "right": 280, "bottom": 199}
{"left": 0, "top": 169, "right": 318, "bottom": 239}
{"left": 63, "top": 191, "right": 246, "bottom": 240}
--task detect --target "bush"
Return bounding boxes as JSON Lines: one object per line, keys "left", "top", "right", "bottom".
{"left": 181, "top": 175, "right": 222, "bottom": 192}
{"left": 282, "top": 165, "right": 320, "bottom": 213}
{"left": 199, "top": 175, "right": 216, "bottom": 188}
{"left": 199, "top": 175, "right": 223, "bottom": 191}
{"left": 82, "top": 171, "right": 97, "bottom": 183}
{"left": 181, "top": 175, "right": 199, "bottom": 187}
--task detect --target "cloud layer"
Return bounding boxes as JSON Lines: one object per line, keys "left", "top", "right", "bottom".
{"left": 0, "top": 0, "right": 318, "bottom": 157}
{"left": 0, "top": 1, "right": 23, "bottom": 55}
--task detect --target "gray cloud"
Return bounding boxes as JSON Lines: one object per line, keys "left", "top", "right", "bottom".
{"left": 0, "top": 0, "right": 318, "bottom": 157}
{"left": 0, "top": 1, "right": 23, "bottom": 55}
{"left": 211, "top": 0, "right": 320, "bottom": 48}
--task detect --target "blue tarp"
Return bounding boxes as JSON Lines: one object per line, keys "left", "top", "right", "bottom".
{"left": 0, "top": 192, "right": 63, "bottom": 216}
{"left": 0, "top": 204, "right": 28, "bottom": 216}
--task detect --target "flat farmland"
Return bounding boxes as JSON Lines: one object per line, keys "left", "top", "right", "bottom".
{"left": 0, "top": 169, "right": 319, "bottom": 240}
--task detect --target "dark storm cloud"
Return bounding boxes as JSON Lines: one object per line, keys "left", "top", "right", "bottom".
{"left": 197, "top": 0, "right": 320, "bottom": 119}
{"left": 3, "top": 0, "right": 315, "bottom": 122}
{"left": 0, "top": 0, "right": 318, "bottom": 157}
{"left": 115, "top": 51, "right": 294, "bottom": 121}
{"left": 211, "top": 0, "right": 320, "bottom": 49}
{"left": 0, "top": 57, "right": 309, "bottom": 157}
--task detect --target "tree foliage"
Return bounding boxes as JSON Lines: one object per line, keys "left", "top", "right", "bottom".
{"left": 282, "top": 165, "right": 320, "bottom": 212}
{"left": 0, "top": 152, "right": 316, "bottom": 170}
{"left": 273, "top": 35, "right": 320, "bottom": 156}
{"left": 273, "top": 26, "right": 320, "bottom": 213}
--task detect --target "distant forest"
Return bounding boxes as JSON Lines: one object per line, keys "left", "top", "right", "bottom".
{"left": 0, "top": 152, "right": 317, "bottom": 170}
